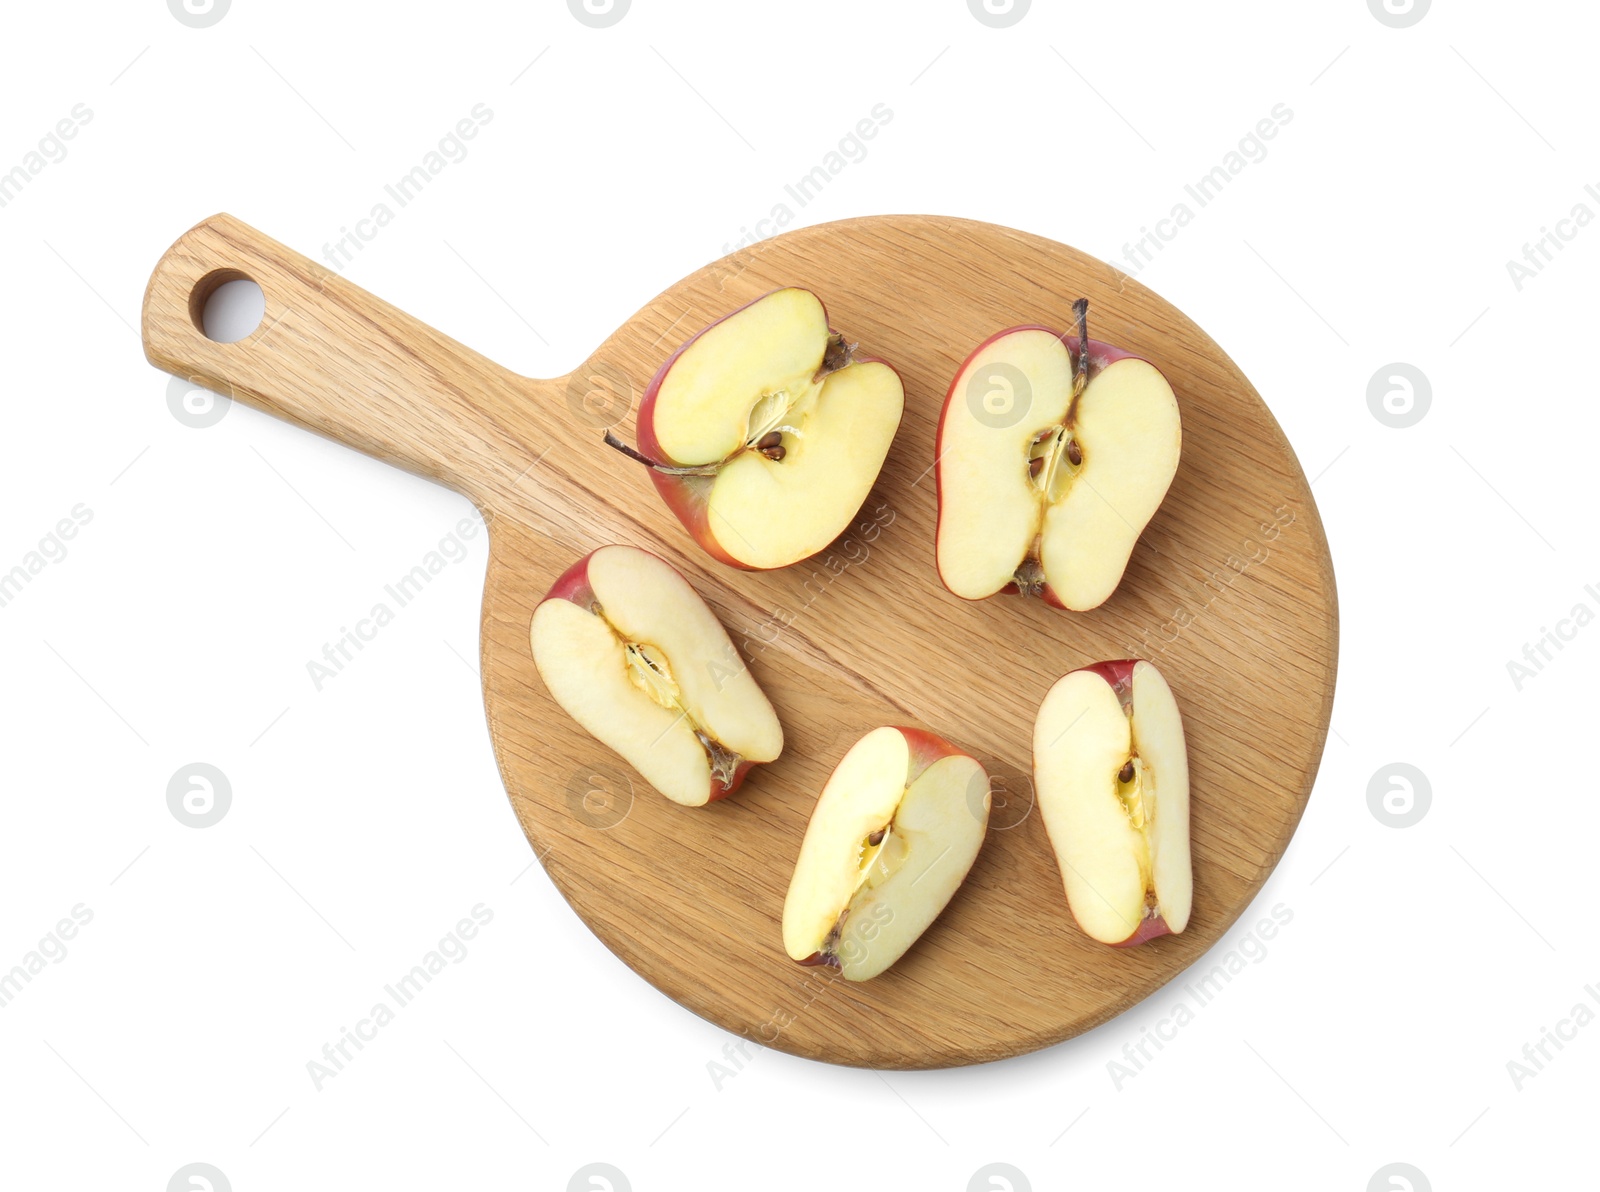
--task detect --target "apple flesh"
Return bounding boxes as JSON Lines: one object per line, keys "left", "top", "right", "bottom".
{"left": 936, "top": 300, "right": 1180, "bottom": 611}
{"left": 530, "top": 545, "right": 783, "bottom": 807}
{"left": 1033, "top": 659, "right": 1191, "bottom": 946}
{"left": 782, "top": 726, "right": 989, "bottom": 980}
{"left": 605, "top": 287, "right": 904, "bottom": 570}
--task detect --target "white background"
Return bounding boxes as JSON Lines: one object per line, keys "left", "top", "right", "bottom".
{"left": 0, "top": 1, "right": 1592, "bottom": 1189}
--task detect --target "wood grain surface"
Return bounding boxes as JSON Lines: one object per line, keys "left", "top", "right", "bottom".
{"left": 143, "top": 213, "right": 1338, "bottom": 1069}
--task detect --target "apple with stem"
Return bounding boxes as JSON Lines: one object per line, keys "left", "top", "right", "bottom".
{"left": 530, "top": 545, "right": 783, "bottom": 807}
{"left": 782, "top": 726, "right": 989, "bottom": 980}
{"left": 1033, "top": 659, "right": 1191, "bottom": 946}
{"left": 604, "top": 287, "right": 904, "bottom": 570}
{"left": 936, "top": 299, "right": 1180, "bottom": 611}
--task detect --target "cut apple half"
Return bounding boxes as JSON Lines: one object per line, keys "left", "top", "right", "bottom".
{"left": 1033, "top": 659, "right": 1191, "bottom": 946}
{"left": 530, "top": 545, "right": 783, "bottom": 807}
{"left": 936, "top": 300, "right": 1180, "bottom": 611}
{"left": 605, "top": 287, "right": 905, "bottom": 570}
{"left": 782, "top": 726, "right": 989, "bottom": 980}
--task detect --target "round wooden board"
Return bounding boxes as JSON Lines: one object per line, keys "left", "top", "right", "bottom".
{"left": 143, "top": 214, "right": 1337, "bottom": 1070}
{"left": 482, "top": 216, "right": 1339, "bottom": 1068}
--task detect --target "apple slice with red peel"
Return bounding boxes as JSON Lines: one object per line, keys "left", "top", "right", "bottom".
{"left": 1033, "top": 659, "right": 1191, "bottom": 946}
{"left": 605, "top": 287, "right": 904, "bottom": 570}
{"left": 782, "top": 726, "right": 989, "bottom": 980}
{"left": 936, "top": 300, "right": 1180, "bottom": 610}
{"left": 530, "top": 545, "right": 783, "bottom": 807}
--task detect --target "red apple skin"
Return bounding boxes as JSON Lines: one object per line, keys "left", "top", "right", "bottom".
{"left": 631, "top": 288, "right": 901, "bottom": 570}
{"left": 542, "top": 550, "right": 601, "bottom": 607}
{"left": 1080, "top": 658, "right": 1138, "bottom": 703}
{"left": 537, "top": 546, "right": 761, "bottom": 803}
{"left": 933, "top": 323, "right": 1149, "bottom": 607}
{"left": 709, "top": 758, "right": 756, "bottom": 802}
{"left": 1111, "top": 915, "right": 1173, "bottom": 948}
{"left": 1030, "top": 582, "right": 1071, "bottom": 611}
{"left": 893, "top": 725, "right": 973, "bottom": 785}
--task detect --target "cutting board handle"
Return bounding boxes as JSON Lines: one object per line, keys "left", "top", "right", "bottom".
{"left": 142, "top": 213, "right": 535, "bottom": 504}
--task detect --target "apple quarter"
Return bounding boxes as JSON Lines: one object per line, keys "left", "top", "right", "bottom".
{"left": 530, "top": 544, "right": 783, "bottom": 807}
{"left": 782, "top": 726, "right": 990, "bottom": 980}
{"left": 1033, "top": 659, "right": 1192, "bottom": 946}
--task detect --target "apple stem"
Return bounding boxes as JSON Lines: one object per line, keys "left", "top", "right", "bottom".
{"left": 602, "top": 431, "right": 721, "bottom": 477}
{"left": 1071, "top": 298, "right": 1090, "bottom": 400}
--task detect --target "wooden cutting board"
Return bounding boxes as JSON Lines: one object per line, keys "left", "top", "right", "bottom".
{"left": 142, "top": 213, "right": 1337, "bottom": 1069}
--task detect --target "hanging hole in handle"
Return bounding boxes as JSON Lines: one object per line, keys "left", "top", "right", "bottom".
{"left": 190, "top": 268, "right": 265, "bottom": 343}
